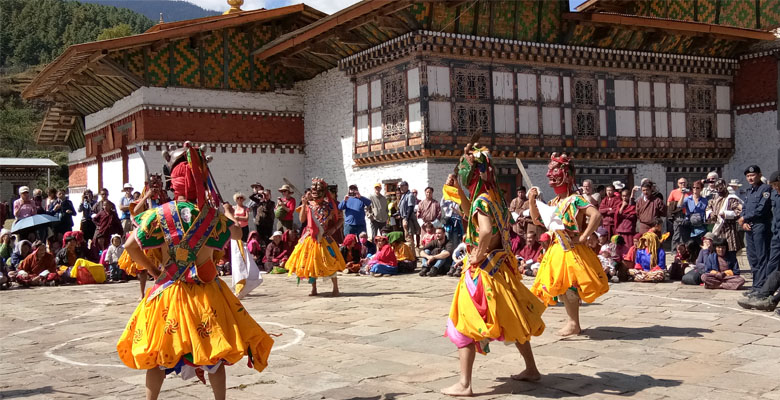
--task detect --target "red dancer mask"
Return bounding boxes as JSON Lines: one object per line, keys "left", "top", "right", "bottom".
{"left": 546, "top": 152, "right": 575, "bottom": 196}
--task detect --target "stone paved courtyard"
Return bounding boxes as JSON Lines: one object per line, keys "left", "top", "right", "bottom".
{"left": 1, "top": 272, "right": 779, "bottom": 400}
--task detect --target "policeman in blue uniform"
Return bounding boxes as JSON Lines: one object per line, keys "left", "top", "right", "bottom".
{"left": 737, "top": 171, "right": 780, "bottom": 316}
{"left": 739, "top": 165, "right": 773, "bottom": 293}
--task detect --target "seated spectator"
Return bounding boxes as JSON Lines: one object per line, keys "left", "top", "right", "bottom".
{"left": 447, "top": 242, "right": 467, "bottom": 277}
{"left": 419, "top": 227, "right": 454, "bottom": 277}
{"left": 701, "top": 238, "right": 745, "bottom": 290}
{"left": 629, "top": 219, "right": 666, "bottom": 283}
{"left": 247, "top": 231, "right": 263, "bottom": 264}
{"left": 388, "top": 231, "right": 416, "bottom": 273}
{"left": 0, "top": 229, "right": 12, "bottom": 264}
{"left": 340, "top": 234, "right": 362, "bottom": 274}
{"left": 47, "top": 235, "right": 62, "bottom": 256}
{"left": 609, "top": 235, "right": 630, "bottom": 282}
{"left": 368, "top": 236, "right": 398, "bottom": 277}
{"left": 104, "top": 234, "right": 125, "bottom": 282}
{"left": 13, "top": 240, "right": 59, "bottom": 286}
{"left": 682, "top": 233, "right": 714, "bottom": 285}
{"left": 359, "top": 231, "right": 376, "bottom": 258}
{"left": 7, "top": 239, "right": 32, "bottom": 271}
{"left": 420, "top": 222, "right": 435, "bottom": 248}
{"left": 55, "top": 235, "right": 78, "bottom": 268}
{"left": 517, "top": 231, "right": 543, "bottom": 275}
{"left": 509, "top": 229, "right": 525, "bottom": 257}
{"left": 668, "top": 243, "right": 690, "bottom": 281}
{"left": 264, "top": 231, "right": 289, "bottom": 273}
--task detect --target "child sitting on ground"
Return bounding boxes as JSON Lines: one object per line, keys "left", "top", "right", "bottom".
{"left": 104, "top": 234, "right": 125, "bottom": 282}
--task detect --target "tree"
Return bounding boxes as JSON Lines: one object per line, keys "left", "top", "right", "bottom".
{"left": 96, "top": 23, "right": 133, "bottom": 40}
{"left": 0, "top": 103, "right": 38, "bottom": 157}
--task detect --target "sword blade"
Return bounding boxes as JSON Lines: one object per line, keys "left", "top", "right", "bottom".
{"left": 515, "top": 158, "right": 534, "bottom": 189}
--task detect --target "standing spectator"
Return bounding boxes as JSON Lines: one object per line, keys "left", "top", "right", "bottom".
{"left": 338, "top": 184, "right": 371, "bottom": 236}
{"left": 44, "top": 188, "right": 57, "bottom": 211}
{"left": 416, "top": 187, "right": 442, "bottom": 228}
{"left": 701, "top": 171, "right": 720, "bottom": 200}
{"left": 667, "top": 177, "right": 690, "bottom": 246}
{"left": 593, "top": 185, "right": 606, "bottom": 205}
{"left": 13, "top": 186, "right": 36, "bottom": 219}
{"left": 48, "top": 189, "right": 75, "bottom": 237}
{"left": 398, "top": 181, "right": 420, "bottom": 247}
{"left": 740, "top": 165, "right": 773, "bottom": 293}
{"left": 92, "top": 201, "right": 123, "bottom": 252}
{"left": 249, "top": 184, "right": 275, "bottom": 243}
{"left": 78, "top": 190, "right": 97, "bottom": 241}
{"left": 119, "top": 183, "right": 134, "bottom": 235}
{"left": 367, "top": 183, "right": 388, "bottom": 238}
{"left": 94, "top": 188, "right": 116, "bottom": 216}
{"left": 701, "top": 238, "right": 745, "bottom": 290}
{"left": 707, "top": 179, "right": 744, "bottom": 256}
{"left": 509, "top": 186, "right": 532, "bottom": 236}
{"left": 418, "top": 227, "right": 453, "bottom": 277}
{"left": 614, "top": 188, "right": 637, "bottom": 245}
{"left": 441, "top": 174, "right": 463, "bottom": 245}
{"left": 598, "top": 184, "right": 621, "bottom": 237}
{"left": 275, "top": 185, "right": 296, "bottom": 231}
{"left": 581, "top": 179, "right": 599, "bottom": 206}
{"left": 635, "top": 181, "right": 666, "bottom": 234}
{"left": 32, "top": 189, "right": 45, "bottom": 215}
{"left": 233, "top": 193, "right": 250, "bottom": 242}
{"left": 678, "top": 180, "right": 708, "bottom": 245}
{"left": 161, "top": 150, "right": 172, "bottom": 192}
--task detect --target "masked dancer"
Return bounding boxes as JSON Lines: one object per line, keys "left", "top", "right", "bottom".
{"left": 528, "top": 153, "right": 609, "bottom": 337}
{"left": 116, "top": 142, "right": 274, "bottom": 400}
{"left": 285, "top": 178, "right": 346, "bottom": 296}
{"left": 442, "top": 143, "right": 546, "bottom": 396}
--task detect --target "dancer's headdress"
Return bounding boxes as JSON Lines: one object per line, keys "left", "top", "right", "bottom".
{"left": 167, "top": 141, "right": 220, "bottom": 208}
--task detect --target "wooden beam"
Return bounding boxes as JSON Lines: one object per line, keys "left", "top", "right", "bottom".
{"left": 277, "top": 57, "right": 320, "bottom": 73}
{"left": 373, "top": 15, "right": 408, "bottom": 33}
{"left": 335, "top": 30, "right": 372, "bottom": 47}
{"left": 99, "top": 57, "right": 147, "bottom": 87}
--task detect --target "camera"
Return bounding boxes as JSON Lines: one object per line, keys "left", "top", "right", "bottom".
{"left": 681, "top": 188, "right": 691, "bottom": 194}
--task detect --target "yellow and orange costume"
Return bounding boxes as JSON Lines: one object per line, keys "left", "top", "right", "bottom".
{"left": 445, "top": 147, "right": 545, "bottom": 354}
{"left": 116, "top": 143, "right": 273, "bottom": 381}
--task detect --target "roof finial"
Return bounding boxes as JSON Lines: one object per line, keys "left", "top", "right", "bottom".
{"left": 224, "top": 0, "right": 243, "bottom": 14}
{"left": 158, "top": 12, "right": 164, "bottom": 24}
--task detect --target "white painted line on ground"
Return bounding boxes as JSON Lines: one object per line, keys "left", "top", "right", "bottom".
{"left": 259, "top": 321, "right": 306, "bottom": 352}
{"left": 2, "top": 298, "right": 113, "bottom": 339}
{"left": 44, "top": 329, "right": 124, "bottom": 368}
{"left": 608, "top": 289, "right": 780, "bottom": 322}
{"left": 43, "top": 321, "right": 304, "bottom": 369}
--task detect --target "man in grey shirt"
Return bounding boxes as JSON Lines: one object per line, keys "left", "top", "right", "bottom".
{"left": 367, "top": 183, "right": 388, "bottom": 238}
{"left": 399, "top": 181, "right": 420, "bottom": 247}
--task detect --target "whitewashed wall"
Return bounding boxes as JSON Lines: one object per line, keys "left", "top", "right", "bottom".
{"left": 634, "top": 163, "right": 668, "bottom": 197}
{"left": 101, "top": 156, "right": 124, "bottom": 207}
{"left": 726, "top": 111, "right": 780, "bottom": 180}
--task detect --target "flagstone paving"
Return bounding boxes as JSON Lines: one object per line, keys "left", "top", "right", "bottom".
{"left": 1, "top": 272, "right": 779, "bottom": 399}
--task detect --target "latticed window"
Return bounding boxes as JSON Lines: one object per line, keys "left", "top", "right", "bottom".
{"left": 574, "top": 111, "right": 597, "bottom": 137}
{"left": 453, "top": 68, "right": 489, "bottom": 99}
{"left": 454, "top": 104, "right": 490, "bottom": 134}
{"left": 382, "top": 74, "right": 404, "bottom": 107}
{"left": 383, "top": 107, "right": 406, "bottom": 139}
{"left": 574, "top": 80, "right": 595, "bottom": 106}
{"left": 688, "top": 86, "right": 713, "bottom": 111}
{"left": 688, "top": 115, "right": 714, "bottom": 138}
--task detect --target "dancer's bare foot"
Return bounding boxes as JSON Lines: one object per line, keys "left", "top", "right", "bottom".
{"left": 511, "top": 369, "right": 541, "bottom": 382}
{"left": 441, "top": 382, "right": 473, "bottom": 397}
{"left": 308, "top": 290, "right": 318, "bottom": 296}
{"left": 327, "top": 290, "right": 340, "bottom": 297}
{"left": 556, "top": 323, "right": 581, "bottom": 337}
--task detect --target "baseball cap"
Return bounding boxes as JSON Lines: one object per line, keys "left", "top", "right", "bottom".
{"left": 374, "top": 183, "right": 381, "bottom": 188}
{"left": 744, "top": 165, "right": 761, "bottom": 175}
{"left": 123, "top": 183, "right": 133, "bottom": 190}
{"left": 18, "top": 186, "right": 30, "bottom": 194}
{"left": 703, "top": 232, "right": 716, "bottom": 241}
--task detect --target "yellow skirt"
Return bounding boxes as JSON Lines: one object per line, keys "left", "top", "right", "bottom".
{"left": 531, "top": 243, "right": 609, "bottom": 305}
{"left": 118, "top": 251, "right": 139, "bottom": 276}
{"left": 285, "top": 235, "right": 345, "bottom": 279}
{"left": 446, "top": 250, "right": 546, "bottom": 354}
{"left": 116, "top": 277, "right": 274, "bottom": 374}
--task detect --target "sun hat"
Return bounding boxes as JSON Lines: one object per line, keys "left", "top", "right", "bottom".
{"left": 612, "top": 181, "right": 625, "bottom": 190}
{"left": 270, "top": 231, "right": 283, "bottom": 240}
{"left": 728, "top": 179, "right": 742, "bottom": 187}
{"left": 278, "top": 184, "right": 292, "bottom": 193}
{"left": 123, "top": 183, "right": 133, "bottom": 190}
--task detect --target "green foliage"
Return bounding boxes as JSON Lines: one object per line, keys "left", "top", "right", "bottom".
{"left": 0, "top": 98, "right": 40, "bottom": 157}
{"left": 80, "top": 0, "right": 220, "bottom": 23}
{"left": 0, "top": 0, "right": 154, "bottom": 68}
{"left": 96, "top": 23, "right": 134, "bottom": 41}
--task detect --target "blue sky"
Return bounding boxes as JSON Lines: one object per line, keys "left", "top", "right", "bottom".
{"left": 189, "top": 0, "right": 588, "bottom": 14}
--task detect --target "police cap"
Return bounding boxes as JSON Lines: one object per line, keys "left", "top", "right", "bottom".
{"left": 744, "top": 165, "right": 761, "bottom": 175}
{"left": 769, "top": 171, "right": 780, "bottom": 184}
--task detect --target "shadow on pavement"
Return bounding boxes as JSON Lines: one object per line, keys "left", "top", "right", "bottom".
{"left": 583, "top": 325, "right": 713, "bottom": 340}
{"left": 487, "top": 372, "right": 682, "bottom": 397}
{"left": 342, "top": 393, "right": 407, "bottom": 400}
{"left": 0, "top": 386, "right": 62, "bottom": 399}
{"left": 336, "top": 291, "right": 418, "bottom": 297}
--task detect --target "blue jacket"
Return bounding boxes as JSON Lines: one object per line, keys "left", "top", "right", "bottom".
{"left": 635, "top": 248, "right": 666, "bottom": 271}
{"left": 772, "top": 191, "right": 780, "bottom": 235}
{"left": 704, "top": 252, "right": 740, "bottom": 275}
{"left": 742, "top": 183, "right": 772, "bottom": 224}
{"left": 338, "top": 196, "right": 371, "bottom": 226}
